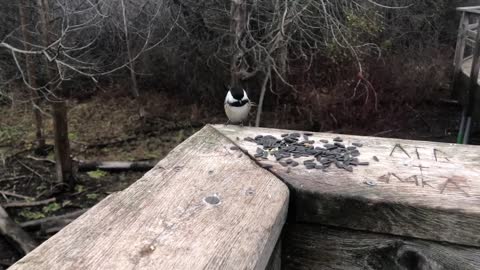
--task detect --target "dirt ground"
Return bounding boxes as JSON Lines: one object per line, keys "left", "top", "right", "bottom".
{"left": 0, "top": 89, "right": 477, "bottom": 267}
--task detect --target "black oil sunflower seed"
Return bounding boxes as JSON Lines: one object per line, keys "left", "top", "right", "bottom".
{"left": 244, "top": 137, "right": 255, "bottom": 142}
{"left": 255, "top": 135, "right": 264, "bottom": 140}
{"left": 305, "top": 163, "right": 316, "bottom": 169}
{"left": 352, "top": 142, "right": 363, "bottom": 147}
{"left": 333, "top": 137, "right": 343, "bottom": 142}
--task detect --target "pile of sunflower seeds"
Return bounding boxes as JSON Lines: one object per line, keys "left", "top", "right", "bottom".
{"left": 244, "top": 132, "right": 369, "bottom": 172}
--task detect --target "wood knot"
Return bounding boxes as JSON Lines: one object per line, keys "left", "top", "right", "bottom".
{"left": 139, "top": 245, "right": 156, "bottom": 257}
{"left": 204, "top": 195, "right": 220, "bottom": 205}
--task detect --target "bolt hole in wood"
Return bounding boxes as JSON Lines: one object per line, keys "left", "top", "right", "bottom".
{"left": 204, "top": 195, "right": 221, "bottom": 205}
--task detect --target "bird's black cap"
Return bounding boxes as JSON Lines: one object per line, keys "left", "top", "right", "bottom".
{"left": 228, "top": 85, "right": 245, "bottom": 100}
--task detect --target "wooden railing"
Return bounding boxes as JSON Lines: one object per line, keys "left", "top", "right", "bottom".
{"left": 454, "top": 6, "right": 480, "bottom": 144}
{"left": 8, "top": 125, "right": 480, "bottom": 269}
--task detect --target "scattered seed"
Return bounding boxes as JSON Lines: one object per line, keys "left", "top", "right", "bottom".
{"left": 351, "top": 150, "right": 360, "bottom": 157}
{"left": 247, "top": 132, "right": 370, "bottom": 173}
{"left": 230, "top": 146, "right": 240, "bottom": 151}
{"left": 358, "top": 161, "right": 369, "bottom": 166}
{"left": 334, "top": 142, "right": 345, "bottom": 148}
{"left": 303, "top": 159, "right": 315, "bottom": 165}
{"left": 286, "top": 167, "right": 291, "bottom": 173}
{"left": 305, "top": 163, "right": 316, "bottom": 169}
{"left": 373, "top": 156, "right": 379, "bottom": 162}
{"left": 352, "top": 142, "right": 363, "bottom": 147}
{"left": 335, "top": 161, "right": 344, "bottom": 168}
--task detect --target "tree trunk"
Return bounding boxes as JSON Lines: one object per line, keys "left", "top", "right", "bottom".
{"left": 52, "top": 101, "right": 73, "bottom": 185}
{"left": 255, "top": 65, "right": 271, "bottom": 127}
{"left": 18, "top": 0, "right": 45, "bottom": 152}
{"left": 38, "top": 0, "right": 74, "bottom": 185}
{"left": 120, "top": 0, "right": 146, "bottom": 119}
{"left": 230, "top": 0, "right": 248, "bottom": 86}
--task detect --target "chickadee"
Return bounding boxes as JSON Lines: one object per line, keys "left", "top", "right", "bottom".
{"left": 224, "top": 85, "right": 251, "bottom": 125}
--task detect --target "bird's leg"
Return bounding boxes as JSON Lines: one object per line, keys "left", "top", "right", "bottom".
{"left": 240, "top": 121, "right": 244, "bottom": 127}
{"left": 224, "top": 120, "right": 231, "bottom": 126}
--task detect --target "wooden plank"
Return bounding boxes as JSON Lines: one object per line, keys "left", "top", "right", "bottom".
{"left": 215, "top": 125, "right": 480, "bottom": 246}
{"left": 265, "top": 240, "right": 281, "bottom": 270}
{"left": 457, "top": 6, "right": 480, "bottom": 11}
{"left": 453, "top": 12, "right": 467, "bottom": 71}
{"left": 284, "top": 224, "right": 480, "bottom": 270}
{"left": 10, "top": 125, "right": 289, "bottom": 270}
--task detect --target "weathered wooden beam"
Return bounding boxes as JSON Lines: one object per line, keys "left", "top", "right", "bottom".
{"left": 457, "top": 6, "right": 480, "bottom": 12}
{"left": 454, "top": 12, "right": 468, "bottom": 71}
{"left": 9, "top": 125, "right": 289, "bottom": 270}
{"left": 284, "top": 224, "right": 480, "bottom": 270}
{"left": 215, "top": 125, "right": 480, "bottom": 247}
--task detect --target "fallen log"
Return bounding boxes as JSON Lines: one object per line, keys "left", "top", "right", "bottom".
{"left": 78, "top": 161, "right": 155, "bottom": 172}
{"left": 0, "top": 206, "right": 37, "bottom": 255}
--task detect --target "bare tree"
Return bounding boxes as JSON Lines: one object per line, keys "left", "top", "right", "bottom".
{"left": 18, "top": 0, "right": 46, "bottom": 151}
{"left": 0, "top": 0, "right": 176, "bottom": 185}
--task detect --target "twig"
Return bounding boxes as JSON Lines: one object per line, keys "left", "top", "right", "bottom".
{"left": 0, "top": 191, "right": 34, "bottom": 200}
{"left": 21, "top": 209, "right": 87, "bottom": 230}
{"left": 2, "top": 197, "right": 56, "bottom": 208}
{"left": 0, "top": 175, "right": 28, "bottom": 182}
{"left": 15, "top": 159, "right": 44, "bottom": 180}
{"left": 26, "top": 155, "right": 55, "bottom": 164}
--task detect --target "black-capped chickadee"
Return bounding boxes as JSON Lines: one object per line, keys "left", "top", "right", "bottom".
{"left": 224, "top": 85, "right": 251, "bottom": 125}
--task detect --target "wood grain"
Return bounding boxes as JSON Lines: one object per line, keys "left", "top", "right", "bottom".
{"left": 284, "top": 224, "right": 480, "bottom": 270}
{"left": 215, "top": 125, "right": 480, "bottom": 246}
{"left": 10, "top": 125, "right": 289, "bottom": 270}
